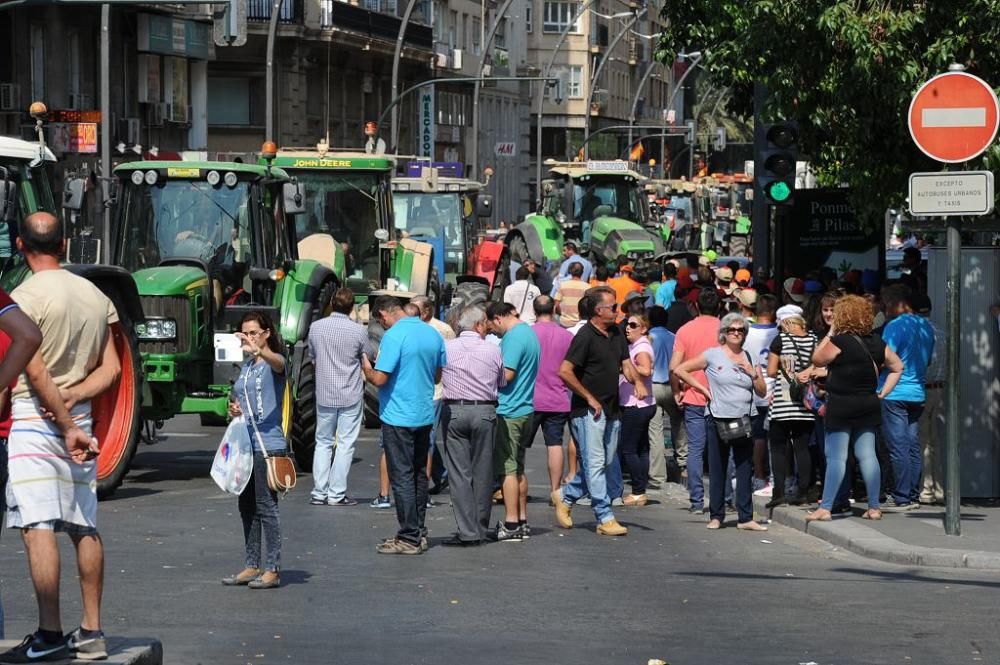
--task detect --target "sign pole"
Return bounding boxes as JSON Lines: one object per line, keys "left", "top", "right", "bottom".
{"left": 944, "top": 215, "right": 962, "bottom": 535}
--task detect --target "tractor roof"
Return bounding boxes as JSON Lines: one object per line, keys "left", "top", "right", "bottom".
{"left": 392, "top": 177, "right": 483, "bottom": 193}
{"left": 113, "top": 161, "right": 288, "bottom": 179}
{"left": 544, "top": 159, "right": 644, "bottom": 180}
{"left": 270, "top": 151, "right": 395, "bottom": 170}
{"left": 0, "top": 136, "right": 56, "bottom": 163}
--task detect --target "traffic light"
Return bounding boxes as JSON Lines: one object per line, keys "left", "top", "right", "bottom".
{"left": 755, "top": 121, "right": 798, "bottom": 205}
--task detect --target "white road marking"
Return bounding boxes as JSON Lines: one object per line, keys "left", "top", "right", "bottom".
{"left": 921, "top": 107, "right": 987, "bottom": 128}
{"left": 159, "top": 432, "right": 210, "bottom": 438}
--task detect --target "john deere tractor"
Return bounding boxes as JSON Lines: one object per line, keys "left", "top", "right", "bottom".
{"left": 0, "top": 105, "right": 144, "bottom": 497}
{"left": 506, "top": 160, "right": 665, "bottom": 273}
{"left": 109, "top": 145, "right": 336, "bottom": 470}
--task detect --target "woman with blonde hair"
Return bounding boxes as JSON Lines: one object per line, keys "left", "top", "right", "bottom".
{"left": 806, "top": 295, "right": 903, "bottom": 522}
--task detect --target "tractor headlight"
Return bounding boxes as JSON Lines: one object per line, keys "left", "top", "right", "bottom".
{"left": 627, "top": 251, "right": 639, "bottom": 259}
{"left": 136, "top": 318, "right": 177, "bottom": 340}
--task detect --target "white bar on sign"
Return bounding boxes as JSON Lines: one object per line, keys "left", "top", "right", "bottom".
{"left": 921, "top": 107, "right": 987, "bottom": 128}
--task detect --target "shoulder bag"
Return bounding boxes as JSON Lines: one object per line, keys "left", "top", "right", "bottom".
{"left": 777, "top": 333, "right": 815, "bottom": 403}
{"left": 710, "top": 351, "right": 754, "bottom": 441}
{"left": 243, "top": 367, "right": 297, "bottom": 497}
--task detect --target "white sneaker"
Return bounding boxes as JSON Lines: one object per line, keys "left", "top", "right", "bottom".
{"left": 611, "top": 497, "right": 624, "bottom": 506}
{"left": 753, "top": 484, "right": 773, "bottom": 497}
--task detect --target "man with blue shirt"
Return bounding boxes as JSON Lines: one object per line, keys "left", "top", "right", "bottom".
{"left": 879, "top": 284, "right": 935, "bottom": 511}
{"left": 486, "top": 301, "right": 540, "bottom": 542}
{"left": 363, "top": 296, "right": 447, "bottom": 554}
{"left": 655, "top": 263, "right": 678, "bottom": 309}
{"left": 647, "top": 306, "right": 681, "bottom": 487}
{"left": 558, "top": 241, "right": 592, "bottom": 283}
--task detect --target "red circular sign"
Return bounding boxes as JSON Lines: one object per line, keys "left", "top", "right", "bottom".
{"left": 908, "top": 71, "right": 1000, "bottom": 163}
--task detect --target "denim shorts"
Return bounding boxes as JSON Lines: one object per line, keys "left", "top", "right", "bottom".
{"left": 530, "top": 411, "right": 569, "bottom": 447}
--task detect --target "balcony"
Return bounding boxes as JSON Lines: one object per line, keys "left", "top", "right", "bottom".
{"left": 248, "top": 0, "right": 301, "bottom": 22}
{"left": 320, "top": 0, "right": 433, "bottom": 49}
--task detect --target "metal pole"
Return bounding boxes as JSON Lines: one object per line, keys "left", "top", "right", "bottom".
{"left": 390, "top": 0, "right": 420, "bottom": 152}
{"left": 751, "top": 81, "right": 769, "bottom": 277}
{"left": 100, "top": 4, "right": 110, "bottom": 263}
{"left": 583, "top": 10, "right": 641, "bottom": 159}
{"left": 945, "top": 215, "right": 962, "bottom": 535}
{"left": 265, "top": 0, "right": 283, "bottom": 142}
{"left": 471, "top": 0, "right": 516, "bottom": 179}
{"left": 626, "top": 60, "right": 659, "bottom": 154}
{"left": 535, "top": 0, "right": 601, "bottom": 199}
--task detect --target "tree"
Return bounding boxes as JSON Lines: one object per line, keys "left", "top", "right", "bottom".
{"left": 657, "top": 0, "right": 1000, "bottom": 223}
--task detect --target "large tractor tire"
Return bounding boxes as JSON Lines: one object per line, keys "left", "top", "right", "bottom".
{"left": 507, "top": 232, "right": 531, "bottom": 265}
{"left": 93, "top": 315, "right": 142, "bottom": 498}
{"left": 289, "top": 354, "right": 317, "bottom": 473}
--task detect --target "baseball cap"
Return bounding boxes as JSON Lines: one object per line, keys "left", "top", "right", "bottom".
{"left": 776, "top": 304, "right": 804, "bottom": 323}
{"left": 716, "top": 266, "right": 734, "bottom": 283}
{"left": 735, "top": 288, "right": 758, "bottom": 308}
{"left": 735, "top": 268, "right": 751, "bottom": 286}
{"left": 620, "top": 264, "right": 635, "bottom": 274}
{"left": 804, "top": 279, "right": 824, "bottom": 294}
{"left": 783, "top": 277, "right": 806, "bottom": 303}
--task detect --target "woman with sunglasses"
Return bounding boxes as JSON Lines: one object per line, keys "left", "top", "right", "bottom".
{"left": 673, "top": 312, "right": 768, "bottom": 530}
{"left": 222, "top": 311, "right": 288, "bottom": 590}
{"left": 619, "top": 314, "right": 656, "bottom": 506}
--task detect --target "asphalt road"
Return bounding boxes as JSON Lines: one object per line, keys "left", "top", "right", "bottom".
{"left": 1, "top": 416, "right": 999, "bottom": 665}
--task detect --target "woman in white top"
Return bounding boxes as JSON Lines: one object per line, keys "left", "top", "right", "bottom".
{"left": 619, "top": 314, "right": 656, "bottom": 506}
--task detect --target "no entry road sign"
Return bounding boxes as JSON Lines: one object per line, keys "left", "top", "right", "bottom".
{"left": 908, "top": 71, "right": 1000, "bottom": 163}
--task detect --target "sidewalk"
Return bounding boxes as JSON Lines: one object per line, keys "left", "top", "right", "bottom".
{"left": 659, "top": 480, "right": 1000, "bottom": 570}
{"left": 0, "top": 638, "right": 162, "bottom": 665}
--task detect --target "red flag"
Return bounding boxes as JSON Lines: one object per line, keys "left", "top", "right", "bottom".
{"left": 629, "top": 142, "right": 644, "bottom": 161}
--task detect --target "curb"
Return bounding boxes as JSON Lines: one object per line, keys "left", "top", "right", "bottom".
{"left": 752, "top": 495, "right": 1000, "bottom": 571}
{"left": 0, "top": 638, "right": 162, "bottom": 664}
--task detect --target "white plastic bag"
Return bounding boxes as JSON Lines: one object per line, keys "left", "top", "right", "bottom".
{"left": 210, "top": 417, "right": 254, "bottom": 495}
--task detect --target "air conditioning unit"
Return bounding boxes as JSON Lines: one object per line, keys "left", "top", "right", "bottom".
{"left": 69, "top": 93, "right": 93, "bottom": 110}
{"left": 452, "top": 48, "right": 463, "bottom": 70}
{"left": 0, "top": 83, "right": 16, "bottom": 111}
{"left": 434, "top": 52, "right": 449, "bottom": 69}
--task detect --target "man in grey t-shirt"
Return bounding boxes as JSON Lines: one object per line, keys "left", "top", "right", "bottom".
{"left": 308, "top": 287, "right": 373, "bottom": 506}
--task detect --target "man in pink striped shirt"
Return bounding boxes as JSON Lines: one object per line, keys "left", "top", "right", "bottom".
{"left": 439, "top": 304, "right": 506, "bottom": 546}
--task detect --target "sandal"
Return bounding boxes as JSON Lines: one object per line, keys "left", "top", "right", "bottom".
{"left": 805, "top": 509, "right": 832, "bottom": 522}
{"left": 862, "top": 508, "right": 883, "bottom": 521}
{"left": 623, "top": 494, "right": 648, "bottom": 507}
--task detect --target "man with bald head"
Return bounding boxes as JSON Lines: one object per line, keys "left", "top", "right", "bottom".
{"left": 2, "top": 212, "right": 121, "bottom": 662}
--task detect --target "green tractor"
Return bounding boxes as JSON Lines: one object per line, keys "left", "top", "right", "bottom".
{"left": 507, "top": 160, "right": 665, "bottom": 273}
{"left": 109, "top": 149, "right": 335, "bottom": 470}
{"left": 0, "top": 119, "right": 144, "bottom": 498}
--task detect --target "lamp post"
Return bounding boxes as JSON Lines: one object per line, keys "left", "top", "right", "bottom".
{"left": 626, "top": 60, "right": 660, "bottom": 154}
{"left": 470, "top": 0, "right": 517, "bottom": 179}
{"left": 390, "top": 0, "right": 421, "bottom": 151}
{"left": 661, "top": 51, "right": 703, "bottom": 179}
{"left": 582, "top": 8, "right": 644, "bottom": 159}
{"left": 265, "top": 0, "right": 284, "bottom": 142}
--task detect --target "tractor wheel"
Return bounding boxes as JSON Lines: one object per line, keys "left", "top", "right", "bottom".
{"left": 315, "top": 279, "right": 336, "bottom": 320}
{"left": 289, "top": 354, "right": 317, "bottom": 473}
{"left": 93, "top": 312, "right": 142, "bottom": 498}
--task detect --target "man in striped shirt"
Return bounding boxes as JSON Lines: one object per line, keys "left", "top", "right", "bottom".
{"left": 308, "top": 287, "right": 373, "bottom": 506}
{"left": 554, "top": 261, "right": 589, "bottom": 329}
{"left": 439, "top": 304, "right": 505, "bottom": 546}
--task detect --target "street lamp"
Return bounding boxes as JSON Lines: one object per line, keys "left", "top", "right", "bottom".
{"left": 470, "top": 0, "right": 518, "bottom": 178}
{"left": 582, "top": 8, "right": 645, "bottom": 159}
{"left": 389, "top": 0, "right": 424, "bottom": 151}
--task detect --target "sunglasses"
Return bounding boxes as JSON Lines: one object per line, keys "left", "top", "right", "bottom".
{"left": 626, "top": 321, "right": 641, "bottom": 329}
{"left": 724, "top": 327, "right": 747, "bottom": 335}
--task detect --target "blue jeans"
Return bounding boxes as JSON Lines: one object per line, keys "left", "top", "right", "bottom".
{"left": 882, "top": 400, "right": 925, "bottom": 505}
{"left": 382, "top": 424, "right": 432, "bottom": 545}
{"left": 429, "top": 399, "right": 447, "bottom": 485}
{"left": 706, "top": 416, "right": 754, "bottom": 523}
{"left": 239, "top": 451, "right": 282, "bottom": 571}
{"left": 820, "top": 427, "right": 880, "bottom": 511}
{"left": 684, "top": 405, "right": 708, "bottom": 508}
{"left": 311, "top": 401, "right": 364, "bottom": 502}
{"left": 564, "top": 411, "right": 621, "bottom": 525}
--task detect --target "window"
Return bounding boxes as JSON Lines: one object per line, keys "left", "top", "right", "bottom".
{"left": 472, "top": 18, "right": 481, "bottom": 55}
{"left": 543, "top": 1, "right": 579, "bottom": 33}
{"left": 448, "top": 10, "right": 457, "bottom": 48}
{"left": 567, "top": 65, "right": 583, "bottom": 98}
{"left": 68, "top": 31, "right": 80, "bottom": 99}
{"left": 208, "top": 77, "right": 265, "bottom": 126}
{"left": 525, "top": 1, "right": 533, "bottom": 32}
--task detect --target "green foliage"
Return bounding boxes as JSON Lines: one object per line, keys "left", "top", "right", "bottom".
{"left": 658, "top": 0, "right": 1000, "bottom": 224}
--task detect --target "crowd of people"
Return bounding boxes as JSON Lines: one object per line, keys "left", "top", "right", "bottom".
{"left": 336, "top": 242, "right": 941, "bottom": 555}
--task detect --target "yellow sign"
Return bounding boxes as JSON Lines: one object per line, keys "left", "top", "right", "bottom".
{"left": 289, "top": 158, "right": 356, "bottom": 168}
{"left": 166, "top": 167, "right": 201, "bottom": 178}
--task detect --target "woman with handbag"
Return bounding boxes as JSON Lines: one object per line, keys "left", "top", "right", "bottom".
{"left": 766, "top": 305, "right": 818, "bottom": 507}
{"left": 619, "top": 314, "right": 656, "bottom": 506}
{"left": 222, "top": 311, "right": 288, "bottom": 590}
{"left": 806, "top": 295, "right": 903, "bottom": 522}
{"left": 673, "top": 312, "right": 768, "bottom": 531}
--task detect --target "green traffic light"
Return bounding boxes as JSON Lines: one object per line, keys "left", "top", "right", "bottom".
{"left": 768, "top": 181, "right": 791, "bottom": 202}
